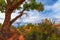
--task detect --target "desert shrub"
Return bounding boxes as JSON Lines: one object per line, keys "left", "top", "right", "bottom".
{"left": 13, "top": 18, "right": 60, "bottom": 40}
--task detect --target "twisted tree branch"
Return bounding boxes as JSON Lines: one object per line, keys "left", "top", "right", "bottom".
{"left": 10, "top": 8, "right": 25, "bottom": 25}
{"left": 10, "top": 4, "right": 31, "bottom": 25}
{"left": 11, "top": 0, "right": 25, "bottom": 10}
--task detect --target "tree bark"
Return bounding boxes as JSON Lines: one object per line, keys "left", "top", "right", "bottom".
{"left": 2, "top": 11, "right": 11, "bottom": 30}
{"left": 0, "top": 9, "right": 12, "bottom": 39}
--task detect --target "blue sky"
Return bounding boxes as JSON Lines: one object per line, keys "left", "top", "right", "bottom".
{"left": 36, "top": 0, "right": 57, "bottom": 5}
{"left": 0, "top": 0, "right": 60, "bottom": 26}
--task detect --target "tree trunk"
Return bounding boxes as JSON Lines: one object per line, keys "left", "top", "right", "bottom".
{"left": 1, "top": 2, "right": 13, "bottom": 30}
{"left": 2, "top": 10, "right": 11, "bottom": 30}
{"left": 1, "top": 10, "right": 12, "bottom": 39}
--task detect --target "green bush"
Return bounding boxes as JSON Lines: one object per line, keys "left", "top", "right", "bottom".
{"left": 12, "top": 19, "right": 60, "bottom": 40}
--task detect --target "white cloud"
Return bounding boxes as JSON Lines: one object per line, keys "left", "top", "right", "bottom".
{"left": 23, "top": 16, "right": 38, "bottom": 23}
{"left": 42, "top": 0, "right": 60, "bottom": 23}
{"left": 0, "top": 13, "right": 5, "bottom": 24}
{"left": 43, "top": 0, "right": 60, "bottom": 18}
{"left": 52, "top": 0, "right": 60, "bottom": 18}
{"left": 52, "top": 0, "right": 60, "bottom": 12}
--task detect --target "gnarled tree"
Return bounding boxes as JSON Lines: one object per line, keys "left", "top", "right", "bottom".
{"left": 0, "top": 0, "right": 44, "bottom": 39}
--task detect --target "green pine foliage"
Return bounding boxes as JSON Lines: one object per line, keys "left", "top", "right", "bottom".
{"left": 0, "top": 0, "right": 6, "bottom": 12}
{"left": 23, "top": 0, "right": 44, "bottom": 11}
{"left": 0, "top": 0, "right": 44, "bottom": 12}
